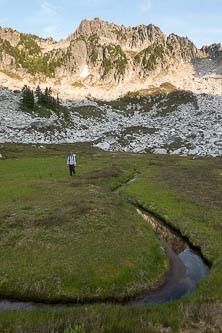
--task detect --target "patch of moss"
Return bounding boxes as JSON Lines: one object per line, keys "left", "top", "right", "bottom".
{"left": 72, "top": 81, "right": 85, "bottom": 88}
{"left": 122, "top": 126, "right": 157, "bottom": 135}
{"left": 121, "top": 91, "right": 141, "bottom": 103}
{"left": 159, "top": 82, "right": 177, "bottom": 92}
{"left": 0, "top": 70, "right": 21, "bottom": 80}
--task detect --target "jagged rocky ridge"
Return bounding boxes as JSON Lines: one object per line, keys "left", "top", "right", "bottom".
{"left": 0, "top": 18, "right": 200, "bottom": 82}
{"left": 201, "top": 43, "right": 222, "bottom": 58}
{"left": 0, "top": 86, "right": 221, "bottom": 157}
{"left": 0, "top": 18, "right": 219, "bottom": 100}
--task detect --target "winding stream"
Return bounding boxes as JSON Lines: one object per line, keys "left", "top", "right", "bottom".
{"left": 127, "top": 206, "right": 210, "bottom": 306}
{"left": 0, "top": 175, "right": 210, "bottom": 311}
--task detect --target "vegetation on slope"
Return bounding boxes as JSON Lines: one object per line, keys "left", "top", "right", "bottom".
{"left": 0, "top": 36, "right": 69, "bottom": 77}
{"left": 20, "top": 85, "right": 71, "bottom": 122}
{"left": 88, "top": 33, "right": 101, "bottom": 64}
{"left": 134, "top": 43, "right": 165, "bottom": 71}
{"left": 103, "top": 44, "right": 128, "bottom": 76}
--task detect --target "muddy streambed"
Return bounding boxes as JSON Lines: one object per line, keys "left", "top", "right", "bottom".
{"left": 0, "top": 176, "right": 210, "bottom": 311}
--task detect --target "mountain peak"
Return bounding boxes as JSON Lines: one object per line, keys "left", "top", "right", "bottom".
{"left": 201, "top": 43, "right": 222, "bottom": 57}
{"left": 0, "top": 17, "right": 219, "bottom": 101}
{"left": 68, "top": 17, "right": 167, "bottom": 52}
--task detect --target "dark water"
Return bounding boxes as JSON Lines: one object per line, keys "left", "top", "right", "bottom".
{"left": 0, "top": 176, "right": 210, "bottom": 311}
{"left": 128, "top": 206, "right": 210, "bottom": 305}
{"left": 128, "top": 244, "right": 209, "bottom": 306}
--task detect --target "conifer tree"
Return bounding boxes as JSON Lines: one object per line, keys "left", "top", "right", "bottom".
{"left": 21, "top": 85, "right": 34, "bottom": 110}
{"left": 56, "top": 94, "right": 60, "bottom": 106}
{"left": 36, "top": 85, "right": 42, "bottom": 104}
{"left": 34, "top": 85, "right": 59, "bottom": 111}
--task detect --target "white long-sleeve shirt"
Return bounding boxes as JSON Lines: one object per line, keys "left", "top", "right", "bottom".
{"left": 67, "top": 154, "right": 77, "bottom": 165}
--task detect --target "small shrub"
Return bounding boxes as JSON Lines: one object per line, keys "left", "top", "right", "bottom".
{"left": 22, "top": 204, "right": 32, "bottom": 211}
{"left": 72, "top": 81, "right": 85, "bottom": 88}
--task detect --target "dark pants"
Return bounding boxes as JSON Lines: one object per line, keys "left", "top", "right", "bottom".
{"left": 69, "top": 164, "right": 76, "bottom": 176}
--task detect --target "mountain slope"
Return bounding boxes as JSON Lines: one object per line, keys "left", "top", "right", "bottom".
{"left": 1, "top": 18, "right": 219, "bottom": 100}
{"left": 0, "top": 86, "right": 221, "bottom": 157}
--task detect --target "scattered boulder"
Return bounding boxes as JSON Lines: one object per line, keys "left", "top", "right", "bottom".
{"left": 106, "top": 136, "right": 116, "bottom": 145}
{"left": 0, "top": 95, "right": 8, "bottom": 101}
{"left": 168, "top": 135, "right": 183, "bottom": 143}
{"left": 152, "top": 148, "right": 167, "bottom": 154}
{"left": 30, "top": 120, "right": 54, "bottom": 128}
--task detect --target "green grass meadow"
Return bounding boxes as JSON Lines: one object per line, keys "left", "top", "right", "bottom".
{"left": 0, "top": 143, "right": 222, "bottom": 332}
{"left": 0, "top": 144, "right": 168, "bottom": 303}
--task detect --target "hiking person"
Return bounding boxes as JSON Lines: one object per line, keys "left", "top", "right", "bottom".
{"left": 67, "top": 152, "right": 77, "bottom": 176}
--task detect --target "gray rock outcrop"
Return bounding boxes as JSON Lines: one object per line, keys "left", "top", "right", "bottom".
{"left": 201, "top": 43, "right": 222, "bottom": 58}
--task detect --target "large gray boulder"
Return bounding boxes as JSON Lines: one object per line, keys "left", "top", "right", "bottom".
{"left": 30, "top": 120, "right": 54, "bottom": 128}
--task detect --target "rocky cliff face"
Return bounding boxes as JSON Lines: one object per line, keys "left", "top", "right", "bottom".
{"left": 0, "top": 19, "right": 203, "bottom": 86}
{"left": 0, "top": 18, "right": 220, "bottom": 100}
{"left": 201, "top": 43, "right": 222, "bottom": 58}
{"left": 66, "top": 18, "right": 203, "bottom": 83}
{"left": 69, "top": 18, "right": 167, "bottom": 50}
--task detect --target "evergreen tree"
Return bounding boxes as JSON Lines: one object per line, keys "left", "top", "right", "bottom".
{"left": 44, "top": 87, "right": 49, "bottom": 101}
{"left": 34, "top": 85, "right": 59, "bottom": 111}
{"left": 36, "top": 85, "right": 42, "bottom": 104}
{"left": 56, "top": 94, "right": 60, "bottom": 106}
{"left": 21, "top": 85, "right": 34, "bottom": 110}
{"left": 48, "top": 87, "right": 52, "bottom": 98}
{"left": 48, "top": 87, "right": 57, "bottom": 109}
{"left": 21, "top": 85, "right": 60, "bottom": 113}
